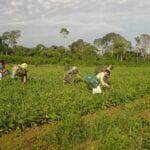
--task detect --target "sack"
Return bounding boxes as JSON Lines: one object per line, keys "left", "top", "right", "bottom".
{"left": 84, "top": 75, "right": 100, "bottom": 88}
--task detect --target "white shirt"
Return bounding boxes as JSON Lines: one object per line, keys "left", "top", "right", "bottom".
{"left": 96, "top": 72, "right": 109, "bottom": 87}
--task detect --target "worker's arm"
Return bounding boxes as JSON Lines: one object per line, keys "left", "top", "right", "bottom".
{"left": 101, "top": 75, "right": 110, "bottom": 87}
{"left": 101, "top": 80, "right": 110, "bottom": 87}
{"left": 75, "top": 73, "right": 83, "bottom": 81}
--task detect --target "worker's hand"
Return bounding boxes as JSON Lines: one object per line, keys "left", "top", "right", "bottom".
{"left": 107, "top": 84, "right": 111, "bottom": 89}
{"left": 109, "top": 85, "right": 113, "bottom": 91}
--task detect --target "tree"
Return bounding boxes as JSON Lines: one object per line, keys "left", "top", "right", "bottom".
{"left": 139, "top": 34, "right": 150, "bottom": 59}
{"left": 135, "top": 34, "right": 150, "bottom": 61}
{"left": 135, "top": 36, "right": 141, "bottom": 62}
{"left": 60, "top": 28, "right": 69, "bottom": 48}
{"left": 69, "top": 39, "right": 98, "bottom": 64}
{"left": 113, "top": 39, "right": 126, "bottom": 61}
{"left": 36, "top": 44, "right": 46, "bottom": 51}
{"left": 0, "top": 36, "right": 3, "bottom": 54}
{"left": 0, "top": 36, "right": 2, "bottom": 45}
{"left": 93, "top": 33, "right": 131, "bottom": 54}
{"left": 69, "top": 39, "right": 86, "bottom": 53}
{"left": 93, "top": 38, "right": 104, "bottom": 55}
{"left": 0, "top": 35, "right": 8, "bottom": 55}
{"left": 2, "top": 30, "right": 21, "bottom": 55}
{"left": 2, "top": 30, "right": 21, "bottom": 48}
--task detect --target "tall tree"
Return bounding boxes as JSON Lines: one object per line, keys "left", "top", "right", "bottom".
{"left": 69, "top": 39, "right": 86, "bottom": 53}
{"left": 113, "top": 39, "right": 126, "bottom": 61}
{"left": 0, "top": 35, "right": 8, "bottom": 55}
{"left": 2, "top": 30, "right": 21, "bottom": 55}
{"left": 0, "top": 36, "right": 3, "bottom": 53}
{"left": 93, "top": 33, "right": 131, "bottom": 54}
{"left": 135, "top": 34, "right": 150, "bottom": 60}
{"left": 60, "top": 28, "right": 69, "bottom": 48}
{"left": 135, "top": 36, "right": 141, "bottom": 62}
{"left": 2, "top": 30, "right": 21, "bottom": 48}
{"left": 93, "top": 38, "right": 104, "bottom": 55}
{"left": 139, "top": 34, "right": 150, "bottom": 59}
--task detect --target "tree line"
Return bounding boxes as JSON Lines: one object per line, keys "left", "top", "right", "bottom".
{"left": 0, "top": 28, "right": 150, "bottom": 65}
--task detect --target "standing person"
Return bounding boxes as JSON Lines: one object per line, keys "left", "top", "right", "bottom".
{"left": 63, "top": 66, "right": 82, "bottom": 84}
{"left": 11, "top": 63, "right": 28, "bottom": 83}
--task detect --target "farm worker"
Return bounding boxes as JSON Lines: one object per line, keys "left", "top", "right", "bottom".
{"left": 84, "top": 69, "right": 111, "bottom": 94}
{"left": 0, "top": 59, "right": 10, "bottom": 80}
{"left": 11, "top": 63, "right": 28, "bottom": 83}
{"left": 63, "top": 66, "right": 82, "bottom": 84}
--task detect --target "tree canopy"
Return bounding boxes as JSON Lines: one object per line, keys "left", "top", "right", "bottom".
{"left": 94, "top": 32, "right": 131, "bottom": 53}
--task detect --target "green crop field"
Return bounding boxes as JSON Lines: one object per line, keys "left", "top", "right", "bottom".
{"left": 0, "top": 65, "right": 150, "bottom": 149}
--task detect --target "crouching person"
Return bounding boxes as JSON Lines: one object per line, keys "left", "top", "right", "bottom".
{"left": 12, "top": 63, "right": 28, "bottom": 83}
{"left": 63, "top": 66, "right": 82, "bottom": 84}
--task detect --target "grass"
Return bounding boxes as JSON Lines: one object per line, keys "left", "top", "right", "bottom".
{"left": 0, "top": 65, "right": 150, "bottom": 149}
{"left": 0, "top": 97, "right": 149, "bottom": 149}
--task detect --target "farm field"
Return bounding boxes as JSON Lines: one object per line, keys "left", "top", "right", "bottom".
{"left": 0, "top": 65, "right": 150, "bottom": 149}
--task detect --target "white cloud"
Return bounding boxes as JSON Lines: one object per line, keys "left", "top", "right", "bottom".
{"left": 0, "top": 0, "right": 150, "bottom": 46}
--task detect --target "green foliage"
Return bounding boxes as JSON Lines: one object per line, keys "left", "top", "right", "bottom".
{"left": 93, "top": 32, "right": 131, "bottom": 54}
{"left": 113, "top": 39, "right": 126, "bottom": 61}
{"left": 69, "top": 39, "right": 86, "bottom": 53}
{"left": 0, "top": 66, "right": 149, "bottom": 136}
{"left": 0, "top": 31, "right": 150, "bottom": 65}
{"left": 2, "top": 30, "right": 21, "bottom": 48}
{"left": 35, "top": 44, "right": 46, "bottom": 51}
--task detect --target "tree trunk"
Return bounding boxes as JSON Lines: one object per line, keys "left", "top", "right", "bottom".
{"left": 117, "top": 54, "right": 119, "bottom": 61}
{"left": 120, "top": 54, "right": 123, "bottom": 61}
{"left": 136, "top": 52, "right": 138, "bottom": 63}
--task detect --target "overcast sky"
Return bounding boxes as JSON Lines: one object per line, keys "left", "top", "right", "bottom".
{"left": 0, "top": 0, "right": 150, "bottom": 47}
